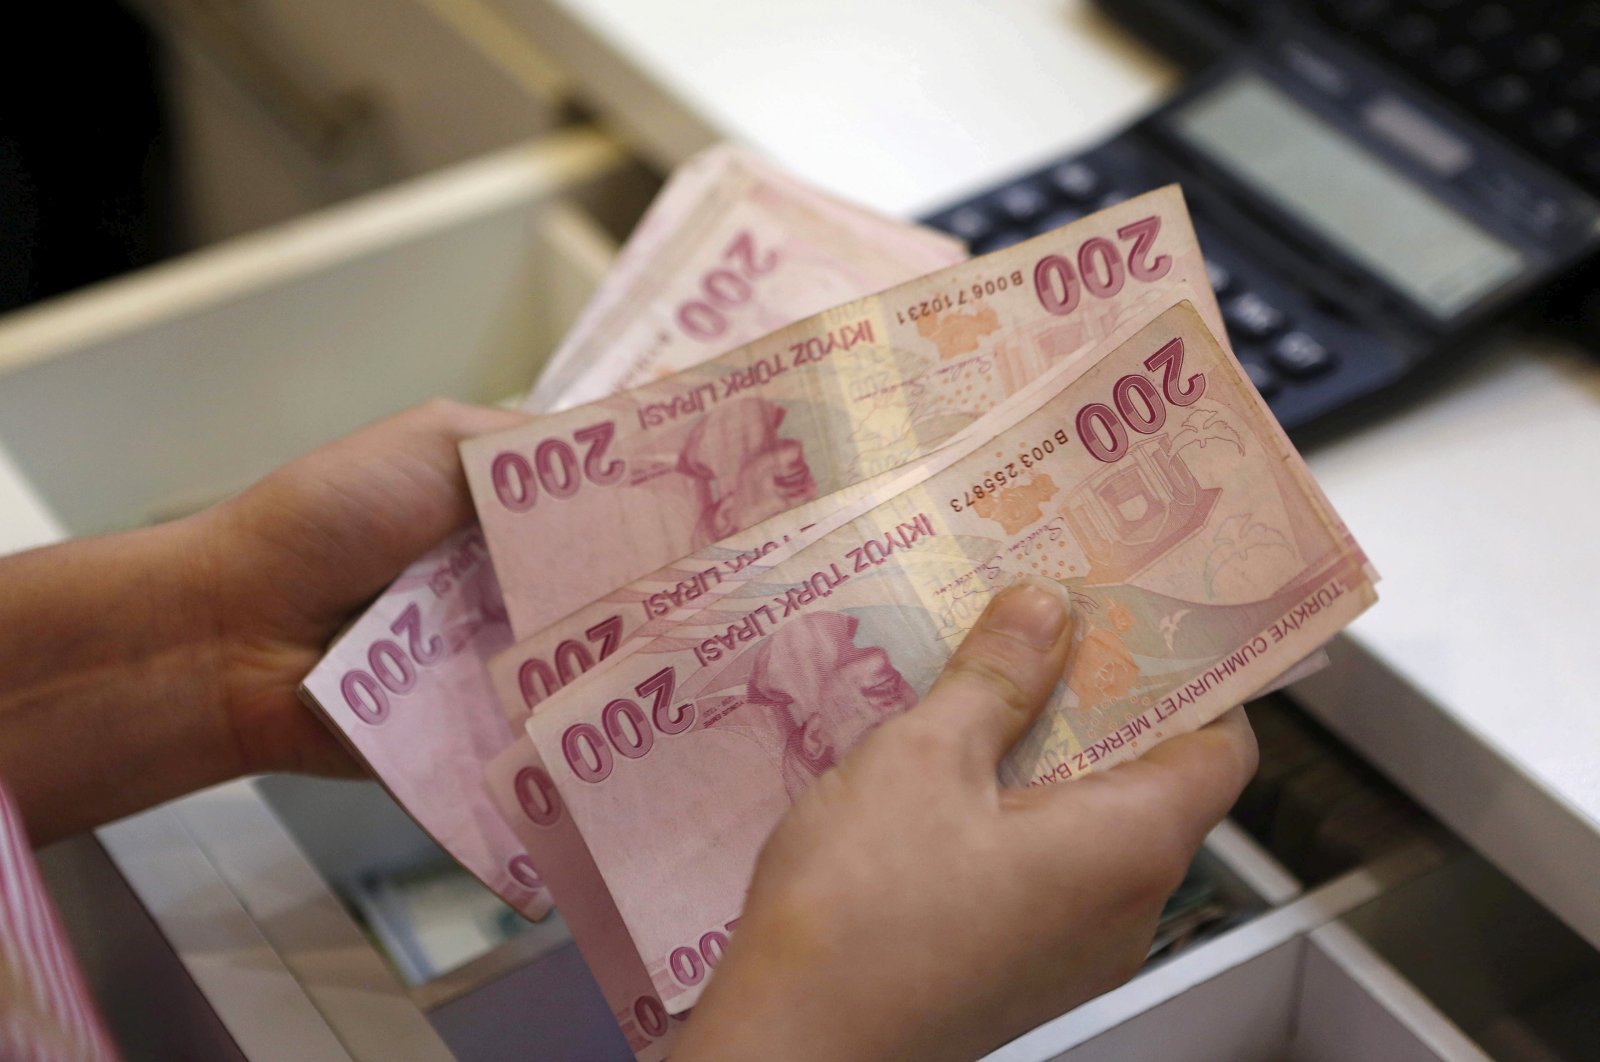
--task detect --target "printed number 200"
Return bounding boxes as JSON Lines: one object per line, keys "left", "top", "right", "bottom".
{"left": 1032, "top": 216, "right": 1171, "bottom": 317}
{"left": 490, "top": 421, "right": 624, "bottom": 513}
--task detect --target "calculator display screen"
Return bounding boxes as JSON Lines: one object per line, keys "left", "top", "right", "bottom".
{"left": 1171, "top": 73, "right": 1525, "bottom": 320}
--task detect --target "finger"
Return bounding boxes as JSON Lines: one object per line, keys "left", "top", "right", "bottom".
{"left": 1129, "top": 707, "right": 1258, "bottom": 842}
{"left": 915, "top": 576, "right": 1076, "bottom": 772}
{"left": 351, "top": 399, "right": 530, "bottom": 538}
{"left": 1032, "top": 707, "right": 1258, "bottom": 854}
{"left": 234, "top": 399, "right": 528, "bottom": 617}
{"left": 339, "top": 400, "right": 529, "bottom": 584}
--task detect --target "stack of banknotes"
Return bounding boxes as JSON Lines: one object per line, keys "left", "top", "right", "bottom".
{"left": 301, "top": 145, "right": 1377, "bottom": 1057}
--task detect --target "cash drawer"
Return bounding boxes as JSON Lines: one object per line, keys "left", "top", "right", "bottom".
{"left": 131, "top": 0, "right": 576, "bottom": 247}
{"left": 0, "top": 132, "right": 633, "bottom": 536}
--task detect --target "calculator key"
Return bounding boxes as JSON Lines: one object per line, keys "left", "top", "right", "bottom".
{"left": 1567, "top": 65, "right": 1600, "bottom": 105}
{"left": 1205, "top": 259, "right": 1235, "bottom": 296}
{"left": 1032, "top": 208, "right": 1084, "bottom": 235}
{"left": 1476, "top": 75, "right": 1533, "bottom": 116}
{"left": 1465, "top": 4, "right": 1512, "bottom": 40}
{"left": 1514, "top": 33, "right": 1564, "bottom": 73}
{"left": 997, "top": 183, "right": 1050, "bottom": 224}
{"left": 1432, "top": 45, "right": 1485, "bottom": 85}
{"left": 1239, "top": 359, "right": 1280, "bottom": 398}
{"left": 1270, "top": 332, "right": 1338, "bottom": 378}
{"left": 1095, "top": 190, "right": 1130, "bottom": 211}
{"left": 1382, "top": 13, "right": 1437, "bottom": 54}
{"left": 1531, "top": 108, "right": 1583, "bottom": 149}
{"left": 1223, "top": 292, "right": 1287, "bottom": 341}
{"left": 1047, "top": 162, "right": 1102, "bottom": 203}
{"left": 941, "top": 206, "right": 993, "bottom": 244}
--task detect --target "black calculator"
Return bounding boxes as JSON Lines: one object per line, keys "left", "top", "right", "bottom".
{"left": 921, "top": 4, "right": 1600, "bottom": 435}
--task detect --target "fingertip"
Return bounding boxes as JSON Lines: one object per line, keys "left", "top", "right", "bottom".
{"left": 1142, "top": 707, "right": 1258, "bottom": 790}
{"left": 982, "top": 575, "right": 1076, "bottom": 653}
{"left": 1104, "top": 708, "right": 1259, "bottom": 845}
{"left": 917, "top": 575, "right": 1077, "bottom": 772}
{"left": 417, "top": 398, "right": 531, "bottom": 441}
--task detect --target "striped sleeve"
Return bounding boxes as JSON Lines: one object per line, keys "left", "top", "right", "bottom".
{"left": 0, "top": 783, "right": 118, "bottom": 1061}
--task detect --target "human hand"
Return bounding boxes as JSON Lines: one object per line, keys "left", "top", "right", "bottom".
{"left": 673, "top": 576, "right": 1258, "bottom": 1062}
{"left": 192, "top": 399, "right": 527, "bottom": 778}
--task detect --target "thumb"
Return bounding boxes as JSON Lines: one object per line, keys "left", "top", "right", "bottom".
{"left": 225, "top": 399, "right": 529, "bottom": 623}
{"left": 914, "top": 576, "right": 1077, "bottom": 776}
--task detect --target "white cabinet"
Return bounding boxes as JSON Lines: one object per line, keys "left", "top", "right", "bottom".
{"left": 132, "top": 0, "right": 575, "bottom": 246}
{"left": 0, "top": 132, "right": 627, "bottom": 534}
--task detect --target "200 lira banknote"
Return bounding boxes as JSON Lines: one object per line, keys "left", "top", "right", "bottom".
{"left": 462, "top": 186, "right": 1230, "bottom": 644}
{"left": 300, "top": 150, "right": 971, "bottom": 921}
{"left": 527, "top": 145, "right": 966, "bottom": 410}
{"left": 519, "top": 303, "right": 1376, "bottom": 1013}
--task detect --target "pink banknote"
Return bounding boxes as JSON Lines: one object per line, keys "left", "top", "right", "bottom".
{"left": 485, "top": 738, "right": 686, "bottom": 1060}
{"left": 300, "top": 528, "right": 552, "bottom": 919}
{"left": 521, "top": 303, "right": 1377, "bottom": 1012}
{"left": 485, "top": 286, "right": 1337, "bottom": 726}
{"left": 301, "top": 151, "right": 974, "bottom": 925}
{"left": 463, "top": 187, "right": 1232, "bottom": 641}
{"left": 528, "top": 144, "right": 966, "bottom": 411}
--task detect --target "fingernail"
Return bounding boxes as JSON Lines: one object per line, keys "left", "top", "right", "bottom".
{"left": 987, "top": 575, "right": 1074, "bottom": 652}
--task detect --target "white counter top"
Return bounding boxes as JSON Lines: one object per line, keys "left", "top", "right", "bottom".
{"left": 1311, "top": 344, "right": 1600, "bottom": 820}
{"left": 493, "top": 0, "right": 1177, "bottom": 216}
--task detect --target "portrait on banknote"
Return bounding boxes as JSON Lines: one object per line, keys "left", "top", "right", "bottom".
{"left": 747, "top": 611, "right": 919, "bottom": 799}
{"left": 678, "top": 396, "right": 818, "bottom": 547}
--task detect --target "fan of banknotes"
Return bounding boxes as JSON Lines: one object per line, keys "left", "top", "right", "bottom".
{"left": 300, "top": 145, "right": 1377, "bottom": 1058}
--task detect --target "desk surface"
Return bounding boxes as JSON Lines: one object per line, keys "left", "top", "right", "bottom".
{"left": 498, "top": 0, "right": 1176, "bottom": 217}
{"left": 504, "top": 0, "right": 1600, "bottom": 945}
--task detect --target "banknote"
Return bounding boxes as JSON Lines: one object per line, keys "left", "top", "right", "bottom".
{"left": 463, "top": 186, "right": 1230, "bottom": 641}
{"left": 485, "top": 738, "right": 685, "bottom": 1061}
{"left": 299, "top": 529, "right": 552, "bottom": 920}
{"left": 486, "top": 463, "right": 929, "bottom": 724}
{"left": 531, "top": 147, "right": 966, "bottom": 412}
{"left": 521, "top": 303, "right": 1377, "bottom": 1012}
{"left": 300, "top": 152, "right": 974, "bottom": 923}
{"left": 487, "top": 276, "right": 1332, "bottom": 723}
{"left": 527, "top": 145, "right": 967, "bottom": 411}
{"left": 473, "top": 316, "right": 1191, "bottom": 1047}
{"left": 524, "top": 146, "right": 733, "bottom": 409}
{"left": 488, "top": 427, "right": 1330, "bottom": 729}
{"left": 484, "top": 297, "right": 1332, "bottom": 1030}
{"left": 478, "top": 294, "right": 1229, "bottom": 1030}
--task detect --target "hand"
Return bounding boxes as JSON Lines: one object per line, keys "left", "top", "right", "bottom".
{"left": 673, "top": 576, "right": 1258, "bottom": 1062}
{"left": 195, "top": 399, "right": 528, "bottom": 778}
{"left": 0, "top": 399, "right": 527, "bottom": 842}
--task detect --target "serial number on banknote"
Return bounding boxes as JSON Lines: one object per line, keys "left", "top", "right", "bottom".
{"left": 892, "top": 269, "right": 1027, "bottom": 323}
{"left": 947, "top": 335, "right": 1206, "bottom": 513}
{"left": 947, "top": 427, "right": 1073, "bottom": 512}
{"left": 893, "top": 215, "right": 1173, "bottom": 328}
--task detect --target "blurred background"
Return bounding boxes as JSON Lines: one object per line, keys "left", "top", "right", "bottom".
{"left": 2, "top": 0, "right": 618, "bottom": 311}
